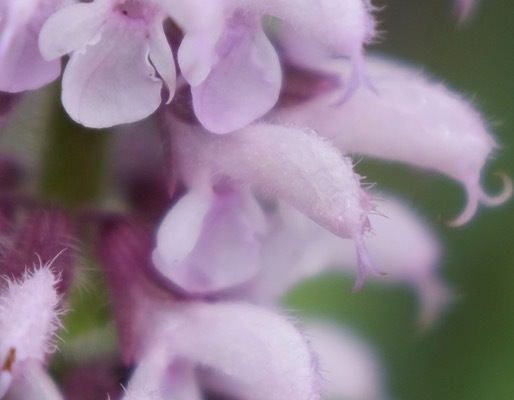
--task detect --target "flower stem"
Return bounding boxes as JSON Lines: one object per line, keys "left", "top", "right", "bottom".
{"left": 38, "top": 86, "right": 110, "bottom": 209}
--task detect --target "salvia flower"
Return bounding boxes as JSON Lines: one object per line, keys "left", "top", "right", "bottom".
{"left": 39, "top": 0, "right": 176, "bottom": 128}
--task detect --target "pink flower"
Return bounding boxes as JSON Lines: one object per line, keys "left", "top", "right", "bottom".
{"left": 39, "top": 0, "right": 175, "bottom": 128}
{"left": 0, "top": 0, "right": 61, "bottom": 92}
{"left": 170, "top": 0, "right": 376, "bottom": 133}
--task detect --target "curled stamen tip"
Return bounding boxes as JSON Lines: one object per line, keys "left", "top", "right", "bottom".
{"left": 480, "top": 172, "right": 513, "bottom": 206}
{"left": 448, "top": 172, "right": 512, "bottom": 228}
{"left": 447, "top": 199, "right": 477, "bottom": 227}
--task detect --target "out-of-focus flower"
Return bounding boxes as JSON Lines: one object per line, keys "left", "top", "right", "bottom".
{"left": 454, "top": 0, "right": 477, "bottom": 23}
{"left": 304, "top": 321, "right": 388, "bottom": 400}
{"left": 0, "top": 266, "right": 63, "bottom": 400}
{"left": 0, "top": 0, "right": 61, "bottom": 92}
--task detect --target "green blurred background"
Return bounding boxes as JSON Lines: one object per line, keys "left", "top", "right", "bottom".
{"left": 285, "top": 1, "right": 514, "bottom": 399}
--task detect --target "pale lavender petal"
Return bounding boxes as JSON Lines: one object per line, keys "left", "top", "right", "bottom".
{"left": 156, "top": 301, "right": 320, "bottom": 400}
{"left": 38, "top": 0, "right": 111, "bottom": 60}
{"left": 167, "top": 0, "right": 224, "bottom": 84}
{"left": 305, "top": 321, "right": 387, "bottom": 400}
{"left": 275, "top": 56, "right": 512, "bottom": 225}
{"left": 61, "top": 16, "right": 163, "bottom": 128}
{"left": 0, "top": 0, "right": 60, "bottom": 92}
{"left": 153, "top": 189, "right": 213, "bottom": 269}
{"left": 152, "top": 186, "right": 267, "bottom": 294}
{"left": 192, "top": 17, "right": 281, "bottom": 134}
{"left": 178, "top": 29, "right": 221, "bottom": 86}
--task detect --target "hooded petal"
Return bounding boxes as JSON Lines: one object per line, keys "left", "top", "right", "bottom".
{"left": 165, "top": 114, "right": 377, "bottom": 288}
{"left": 275, "top": 56, "right": 512, "bottom": 225}
{"left": 61, "top": 16, "right": 163, "bottom": 128}
{"left": 191, "top": 16, "right": 282, "bottom": 133}
{"left": 167, "top": 115, "right": 371, "bottom": 240}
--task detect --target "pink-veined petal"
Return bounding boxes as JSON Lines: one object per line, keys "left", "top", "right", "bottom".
{"left": 61, "top": 16, "right": 163, "bottom": 128}
{"left": 191, "top": 17, "right": 282, "bottom": 134}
